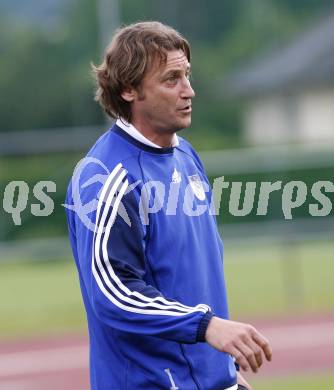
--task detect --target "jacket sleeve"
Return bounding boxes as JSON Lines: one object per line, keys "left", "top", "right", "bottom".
{"left": 68, "top": 163, "right": 213, "bottom": 344}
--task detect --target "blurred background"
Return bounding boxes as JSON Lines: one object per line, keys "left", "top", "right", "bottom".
{"left": 0, "top": 1, "right": 333, "bottom": 389}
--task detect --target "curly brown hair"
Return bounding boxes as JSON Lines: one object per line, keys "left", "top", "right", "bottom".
{"left": 92, "top": 21, "right": 191, "bottom": 122}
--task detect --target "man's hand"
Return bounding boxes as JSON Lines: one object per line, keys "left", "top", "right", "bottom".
{"left": 205, "top": 317, "right": 272, "bottom": 373}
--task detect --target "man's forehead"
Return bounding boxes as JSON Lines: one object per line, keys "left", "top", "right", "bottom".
{"left": 164, "top": 50, "right": 190, "bottom": 69}
{"left": 149, "top": 50, "right": 190, "bottom": 74}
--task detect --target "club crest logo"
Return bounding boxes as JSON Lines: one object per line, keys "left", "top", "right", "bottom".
{"left": 188, "top": 174, "right": 206, "bottom": 201}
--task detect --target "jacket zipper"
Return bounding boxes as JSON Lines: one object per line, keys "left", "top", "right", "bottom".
{"left": 180, "top": 344, "right": 201, "bottom": 390}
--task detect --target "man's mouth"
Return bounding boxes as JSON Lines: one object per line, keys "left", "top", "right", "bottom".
{"left": 178, "top": 105, "right": 192, "bottom": 112}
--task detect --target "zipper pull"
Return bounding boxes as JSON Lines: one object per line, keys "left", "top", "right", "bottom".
{"left": 164, "top": 368, "right": 179, "bottom": 390}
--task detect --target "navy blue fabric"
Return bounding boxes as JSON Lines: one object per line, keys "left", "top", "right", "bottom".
{"left": 65, "top": 124, "right": 237, "bottom": 389}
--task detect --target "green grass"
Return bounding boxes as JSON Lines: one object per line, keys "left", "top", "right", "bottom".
{"left": 225, "top": 239, "right": 334, "bottom": 319}
{"left": 0, "top": 259, "right": 86, "bottom": 340}
{"left": 0, "top": 239, "right": 333, "bottom": 340}
{"left": 1, "top": 240, "right": 333, "bottom": 388}
{"left": 252, "top": 373, "right": 334, "bottom": 389}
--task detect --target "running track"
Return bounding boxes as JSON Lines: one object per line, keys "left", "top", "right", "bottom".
{"left": 0, "top": 315, "right": 333, "bottom": 389}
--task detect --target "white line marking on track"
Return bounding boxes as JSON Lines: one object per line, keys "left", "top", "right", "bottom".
{"left": 0, "top": 321, "right": 333, "bottom": 379}
{"left": 0, "top": 379, "right": 34, "bottom": 390}
{"left": 261, "top": 322, "right": 334, "bottom": 351}
{"left": 0, "top": 345, "right": 88, "bottom": 378}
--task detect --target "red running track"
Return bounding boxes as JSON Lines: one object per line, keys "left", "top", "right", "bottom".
{"left": 0, "top": 315, "right": 333, "bottom": 389}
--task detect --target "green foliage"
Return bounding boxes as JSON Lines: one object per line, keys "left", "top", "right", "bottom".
{"left": 1, "top": 153, "right": 333, "bottom": 241}
{"left": 0, "top": 153, "right": 82, "bottom": 241}
{"left": 1, "top": 0, "right": 333, "bottom": 138}
{"left": 209, "top": 166, "right": 334, "bottom": 225}
{"left": 0, "top": 0, "right": 103, "bottom": 131}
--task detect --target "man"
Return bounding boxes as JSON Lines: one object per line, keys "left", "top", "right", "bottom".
{"left": 65, "top": 21, "right": 272, "bottom": 390}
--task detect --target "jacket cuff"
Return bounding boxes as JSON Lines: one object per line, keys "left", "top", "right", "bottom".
{"left": 196, "top": 311, "right": 214, "bottom": 342}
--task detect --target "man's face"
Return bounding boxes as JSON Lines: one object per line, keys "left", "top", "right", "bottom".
{"left": 128, "top": 50, "right": 195, "bottom": 137}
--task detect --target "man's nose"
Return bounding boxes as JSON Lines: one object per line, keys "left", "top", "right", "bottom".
{"left": 180, "top": 77, "right": 195, "bottom": 99}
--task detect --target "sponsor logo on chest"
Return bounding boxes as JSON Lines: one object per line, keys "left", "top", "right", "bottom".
{"left": 171, "top": 168, "right": 182, "bottom": 184}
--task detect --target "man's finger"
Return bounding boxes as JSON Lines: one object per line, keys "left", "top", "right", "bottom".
{"left": 244, "top": 338, "right": 263, "bottom": 368}
{"left": 235, "top": 342, "right": 259, "bottom": 373}
{"left": 230, "top": 348, "right": 250, "bottom": 372}
{"left": 251, "top": 330, "right": 272, "bottom": 361}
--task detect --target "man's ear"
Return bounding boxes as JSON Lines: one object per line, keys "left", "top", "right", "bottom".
{"left": 121, "top": 87, "right": 136, "bottom": 102}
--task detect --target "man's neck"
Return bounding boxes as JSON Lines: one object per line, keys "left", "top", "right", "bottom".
{"left": 116, "top": 119, "right": 179, "bottom": 148}
{"left": 138, "top": 130, "right": 174, "bottom": 148}
{"left": 131, "top": 120, "right": 175, "bottom": 147}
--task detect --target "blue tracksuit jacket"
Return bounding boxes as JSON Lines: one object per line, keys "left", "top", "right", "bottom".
{"left": 65, "top": 123, "right": 237, "bottom": 389}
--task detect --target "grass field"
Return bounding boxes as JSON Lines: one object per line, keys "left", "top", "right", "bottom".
{"left": 0, "top": 259, "right": 86, "bottom": 340}
{"left": 0, "top": 238, "right": 333, "bottom": 389}
{"left": 0, "top": 239, "right": 333, "bottom": 339}
{"left": 252, "top": 373, "right": 334, "bottom": 389}
{"left": 224, "top": 239, "right": 334, "bottom": 320}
